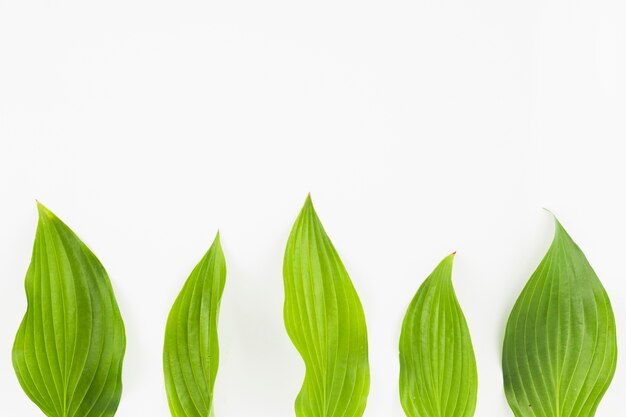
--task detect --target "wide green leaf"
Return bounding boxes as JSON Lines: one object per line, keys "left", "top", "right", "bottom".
{"left": 283, "top": 195, "right": 370, "bottom": 417}
{"left": 502, "top": 216, "right": 617, "bottom": 417}
{"left": 399, "top": 253, "right": 478, "bottom": 417}
{"left": 163, "top": 232, "right": 226, "bottom": 417}
{"left": 13, "top": 202, "right": 126, "bottom": 417}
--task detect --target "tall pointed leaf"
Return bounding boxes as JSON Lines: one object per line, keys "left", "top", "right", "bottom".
{"left": 399, "top": 254, "right": 478, "bottom": 417}
{"left": 12, "top": 202, "right": 126, "bottom": 417}
{"left": 163, "top": 233, "right": 226, "bottom": 417}
{"left": 502, "top": 216, "right": 617, "bottom": 417}
{"left": 283, "top": 195, "right": 370, "bottom": 417}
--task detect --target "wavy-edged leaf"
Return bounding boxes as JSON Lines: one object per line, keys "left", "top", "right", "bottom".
{"left": 502, "top": 216, "right": 617, "bottom": 417}
{"left": 399, "top": 254, "right": 478, "bottom": 417}
{"left": 283, "top": 195, "right": 370, "bottom": 417}
{"left": 13, "top": 202, "right": 126, "bottom": 417}
{"left": 163, "top": 233, "right": 226, "bottom": 417}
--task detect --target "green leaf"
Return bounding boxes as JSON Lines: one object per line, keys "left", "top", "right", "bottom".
{"left": 502, "top": 215, "right": 617, "bottom": 417}
{"left": 283, "top": 195, "right": 370, "bottom": 417}
{"left": 163, "top": 232, "right": 226, "bottom": 417}
{"left": 12, "top": 202, "right": 126, "bottom": 417}
{"left": 399, "top": 253, "right": 478, "bottom": 417}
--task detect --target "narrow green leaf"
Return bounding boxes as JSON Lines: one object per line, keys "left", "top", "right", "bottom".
{"left": 163, "top": 232, "right": 226, "bottom": 417}
{"left": 12, "top": 202, "right": 126, "bottom": 417}
{"left": 399, "top": 254, "right": 478, "bottom": 417}
{"left": 502, "top": 216, "right": 617, "bottom": 417}
{"left": 283, "top": 195, "right": 370, "bottom": 417}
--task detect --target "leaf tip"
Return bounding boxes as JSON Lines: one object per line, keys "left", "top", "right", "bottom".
{"left": 36, "top": 201, "right": 55, "bottom": 220}
{"left": 443, "top": 251, "right": 456, "bottom": 266}
{"left": 212, "top": 230, "right": 222, "bottom": 248}
{"left": 430, "top": 253, "right": 456, "bottom": 279}
{"left": 543, "top": 208, "right": 568, "bottom": 236}
{"left": 543, "top": 208, "right": 564, "bottom": 225}
{"left": 300, "top": 193, "right": 318, "bottom": 217}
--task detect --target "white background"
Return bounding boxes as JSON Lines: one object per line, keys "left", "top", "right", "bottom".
{"left": 1, "top": 1, "right": 625, "bottom": 416}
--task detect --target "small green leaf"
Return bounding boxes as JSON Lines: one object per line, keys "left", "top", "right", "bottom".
{"left": 502, "top": 216, "right": 617, "bottom": 417}
{"left": 283, "top": 195, "right": 370, "bottom": 417}
{"left": 399, "top": 254, "right": 478, "bottom": 417}
{"left": 13, "top": 203, "right": 126, "bottom": 417}
{"left": 163, "top": 233, "right": 226, "bottom": 417}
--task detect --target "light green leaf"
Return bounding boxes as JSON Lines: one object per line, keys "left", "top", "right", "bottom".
{"left": 283, "top": 195, "right": 370, "bottom": 417}
{"left": 502, "top": 216, "right": 617, "bottom": 417}
{"left": 163, "top": 232, "right": 226, "bottom": 417}
{"left": 399, "top": 253, "right": 478, "bottom": 417}
{"left": 13, "top": 202, "right": 126, "bottom": 417}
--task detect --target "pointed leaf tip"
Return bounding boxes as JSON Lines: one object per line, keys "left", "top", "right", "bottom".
{"left": 444, "top": 252, "right": 457, "bottom": 270}
{"left": 299, "top": 193, "right": 318, "bottom": 219}
{"left": 543, "top": 208, "right": 566, "bottom": 227}
{"left": 441, "top": 251, "right": 456, "bottom": 265}
{"left": 212, "top": 230, "right": 222, "bottom": 247}
{"left": 36, "top": 201, "right": 55, "bottom": 220}
{"left": 543, "top": 208, "right": 559, "bottom": 223}
{"left": 304, "top": 193, "right": 314, "bottom": 208}
{"left": 541, "top": 208, "right": 572, "bottom": 243}
{"left": 432, "top": 253, "right": 456, "bottom": 280}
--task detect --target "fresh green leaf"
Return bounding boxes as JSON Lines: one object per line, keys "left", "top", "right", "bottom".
{"left": 163, "top": 232, "right": 226, "bottom": 417}
{"left": 502, "top": 215, "right": 617, "bottom": 417}
{"left": 399, "top": 253, "right": 478, "bottom": 417}
{"left": 12, "top": 202, "right": 126, "bottom": 417}
{"left": 283, "top": 195, "right": 370, "bottom": 417}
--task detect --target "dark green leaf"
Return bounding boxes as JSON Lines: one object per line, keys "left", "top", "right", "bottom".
{"left": 502, "top": 216, "right": 617, "bottom": 417}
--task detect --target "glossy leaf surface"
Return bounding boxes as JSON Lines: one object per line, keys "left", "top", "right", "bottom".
{"left": 283, "top": 196, "right": 370, "bottom": 417}
{"left": 13, "top": 203, "right": 126, "bottom": 417}
{"left": 503, "top": 216, "right": 617, "bottom": 417}
{"left": 399, "top": 254, "right": 477, "bottom": 417}
{"left": 163, "top": 233, "right": 226, "bottom": 417}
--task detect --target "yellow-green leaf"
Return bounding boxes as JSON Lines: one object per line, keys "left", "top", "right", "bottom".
{"left": 13, "top": 203, "right": 126, "bottom": 417}
{"left": 163, "top": 233, "right": 226, "bottom": 417}
{"left": 502, "top": 216, "right": 617, "bottom": 417}
{"left": 283, "top": 195, "right": 370, "bottom": 417}
{"left": 399, "top": 254, "right": 478, "bottom": 417}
